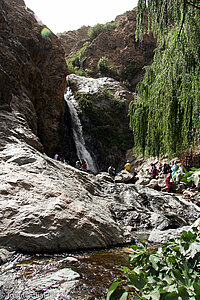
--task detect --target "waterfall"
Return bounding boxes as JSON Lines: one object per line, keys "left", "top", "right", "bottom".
{"left": 64, "top": 88, "right": 97, "bottom": 173}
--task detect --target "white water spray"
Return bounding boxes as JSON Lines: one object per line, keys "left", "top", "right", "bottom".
{"left": 64, "top": 88, "right": 97, "bottom": 173}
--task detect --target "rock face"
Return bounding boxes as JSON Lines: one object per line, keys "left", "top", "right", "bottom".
{"left": 57, "top": 26, "right": 90, "bottom": 56}
{"left": 0, "top": 109, "right": 199, "bottom": 252}
{"left": 0, "top": 0, "right": 69, "bottom": 157}
{"left": 60, "top": 9, "right": 156, "bottom": 90}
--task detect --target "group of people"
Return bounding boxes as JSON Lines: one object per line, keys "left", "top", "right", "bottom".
{"left": 108, "top": 160, "right": 133, "bottom": 177}
{"left": 54, "top": 153, "right": 66, "bottom": 163}
{"left": 54, "top": 153, "right": 87, "bottom": 171}
{"left": 107, "top": 159, "right": 188, "bottom": 193}
{"left": 149, "top": 161, "right": 185, "bottom": 192}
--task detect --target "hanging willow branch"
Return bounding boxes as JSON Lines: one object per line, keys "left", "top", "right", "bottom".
{"left": 131, "top": 0, "right": 200, "bottom": 157}
{"left": 186, "top": 0, "right": 200, "bottom": 9}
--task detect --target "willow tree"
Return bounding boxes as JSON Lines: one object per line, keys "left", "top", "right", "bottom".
{"left": 130, "top": 0, "right": 200, "bottom": 157}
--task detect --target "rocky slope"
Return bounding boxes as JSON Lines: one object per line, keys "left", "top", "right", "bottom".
{"left": 1, "top": 112, "right": 200, "bottom": 252}
{"left": 57, "top": 26, "right": 90, "bottom": 57}
{"left": 59, "top": 9, "right": 156, "bottom": 90}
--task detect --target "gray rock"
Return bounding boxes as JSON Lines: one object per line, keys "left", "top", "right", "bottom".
{"left": 148, "top": 227, "right": 189, "bottom": 244}
{"left": 0, "top": 111, "right": 199, "bottom": 252}
{"left": 114, "top": 170, "right": 135, "bottom": 183}
{"left": 96, "top": 172, "right": 114, "bottom": 182}
{"left": 146, "top": 179, "right": 159, "bottom": 189}
{"left": 0, "top": 248, "right": 15, "bottom": 264}
{"left": 135, "top": 176, "right": 151, "bottom": 186}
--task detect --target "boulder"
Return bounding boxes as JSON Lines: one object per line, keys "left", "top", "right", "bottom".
{"left": 148, "top": 227, "right": 189, "bottom": 244}
{"left": 0, "top": 248, "right": 15, "bottom": 264}
{"left": 96, "top": 172, "right": 114, "bottom": 183}
{"left": 114, "top": 170, "right": 135, "bottom": 183}
{"left": 135, "top": 176, "right": 151, "bottom": 186}
{"left": 146, "top": 179, "right": 160, "bottom": 190}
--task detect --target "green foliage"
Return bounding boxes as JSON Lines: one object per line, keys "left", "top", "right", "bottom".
{"left": 88, "top": 22, "right": 117, "bottom": 40}
{"left": 75, "top": 89, "right": 132, "bottom": 150}
{"left": 130, "top": 0, "right": 200, "bottom": 157}
{"left": 98, "top": 56, "right": 109, "bottom": 72}
{"left": 181, "top": 168, "right": 200, "bottom": 187}
{"left": 97, "top": 56, "right": 120, "bottom": 80}
{"left": 66, "top": 42, "right": 90, "bottom": 75}
{"left": 121, "top": 60, "right": 143, "bottom": 90}
{"left": 107, "top": 225, "right": 200, "bottom": 299}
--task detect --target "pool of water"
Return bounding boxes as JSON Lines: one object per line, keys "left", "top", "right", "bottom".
{"left": 0, "top": 247, "right": 131, "bottom": 299}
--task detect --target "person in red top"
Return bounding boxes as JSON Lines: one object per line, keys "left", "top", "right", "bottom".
{"left": 161, "top": 170, "right": 172, "bottom": 192}
{"left": 81, "top": 160, "right": 87, "bottom": 171}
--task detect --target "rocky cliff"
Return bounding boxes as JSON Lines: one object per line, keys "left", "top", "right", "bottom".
{"left": 0, "top": 0, "right": 72, "bottom": 158}
{"left": 59, "top": 9, "right": 156, "bottom": 90}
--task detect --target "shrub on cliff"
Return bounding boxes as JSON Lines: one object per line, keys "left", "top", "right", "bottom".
{"left": 66, "top": 42, "right": 90, "bottom": 75}
{"left": 75, "top": 88, "right": 132, "bottom": 151}
{"left": 97, "top": 56, "right": 120, "bottom": 79}
{"left": 88, "top": 22, "right": 117, "bottom": 40}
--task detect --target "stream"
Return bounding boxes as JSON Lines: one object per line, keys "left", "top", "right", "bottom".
{"left": 0, "top": 247, "right": 131, "bottom": 299}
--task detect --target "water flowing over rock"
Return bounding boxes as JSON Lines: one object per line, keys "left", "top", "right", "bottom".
{"left": 67, "top": 74, "right": 134, "bottom": 171}
{"left": 64, "top": 88, "right": 98, "bottom": 173}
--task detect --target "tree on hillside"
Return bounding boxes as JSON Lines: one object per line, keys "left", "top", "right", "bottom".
{"left": 130, "top": 0, "right": 200, "bottom": 157}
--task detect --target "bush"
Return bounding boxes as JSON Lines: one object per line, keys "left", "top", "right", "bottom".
{"left": 107, "top": 225, "right": 200, "bottom": 299}
{"left": 88, "top": 22, "right": 117, "bottom": 40}
{"left": 66, "top": 41, "right": 90, "bottom": 75}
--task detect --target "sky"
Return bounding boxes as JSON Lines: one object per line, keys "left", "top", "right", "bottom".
{"left": 24, "top": 0, "right": 138, "bottom": 34}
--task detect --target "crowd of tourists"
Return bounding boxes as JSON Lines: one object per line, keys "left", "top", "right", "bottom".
{"left": 108, "top": 159, "right": 200, "bottom": 193}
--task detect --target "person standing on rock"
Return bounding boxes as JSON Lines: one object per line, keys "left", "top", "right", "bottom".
{"left": 151, "top": 163, "right": 158, "bottom": 179}
{"left": 124, "top": 161, "right": 131, "bottom": 172}
{"left": 162, "top": 163, "right": 169, "bottom": 179}
{"left": 54, "top": 153, "right": 59, "bottom": 160}
{"left": 171, "top": 161, "right": 179, "bottom": 180}
{"left": 161, "top": 170, "right": 172, "bottom": 192}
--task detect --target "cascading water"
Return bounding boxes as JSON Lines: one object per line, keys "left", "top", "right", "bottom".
{"left": 64, "top": 88, "right": 97, "bottom": 173}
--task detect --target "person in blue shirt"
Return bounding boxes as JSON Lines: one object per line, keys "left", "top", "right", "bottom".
{"left": 171, "top": 161, "right": 179, "bottom": 178}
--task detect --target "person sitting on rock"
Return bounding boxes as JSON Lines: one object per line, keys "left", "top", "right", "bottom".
{"left": 151, "top": 163, "right": 158, "bottom": 179}
{"left": 162, "top": 163, "right": 169, "bottom": 178}
{"left": 81, "top": 160, "right": 87, "bottom": 171}
{"left": 124, "top": 161, "right": 131, "bottom": 172}
{"left": 108, "top": 165, "right": 116, "bottom": 176}
{"left": 171, "top": 161, "right": 179, "bottom": 181}
{"left": 54, "top": 153, "right": 59, "bottom": 160}
{"left": 161, "top": 170, "right": 172, "bottom": 192}
{"left": 75, "top": 160, "right": 81, "bottom": 169}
